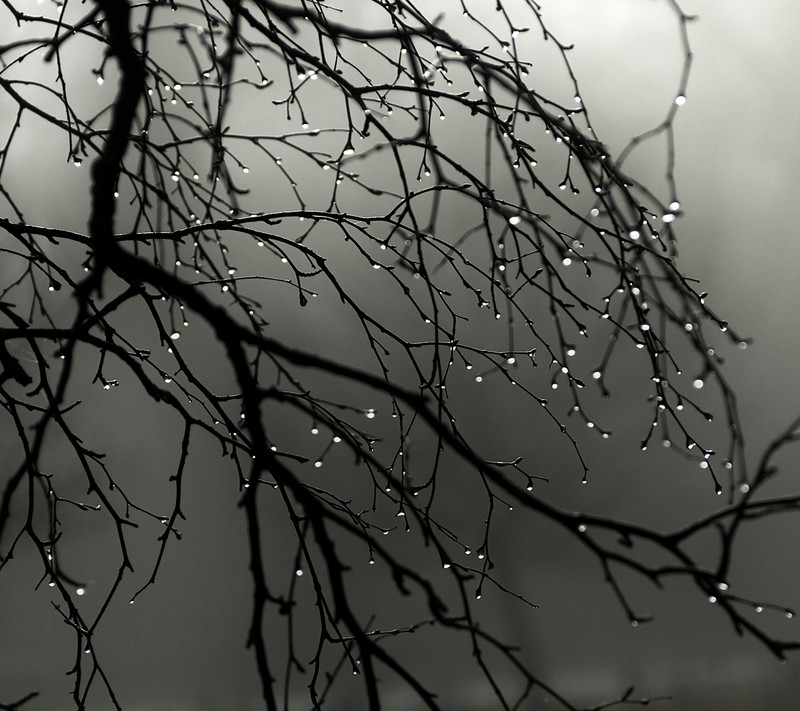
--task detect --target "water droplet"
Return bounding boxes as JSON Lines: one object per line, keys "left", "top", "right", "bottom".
{"left": 693, "top": 379, "right": 704, "bottom": 389}
{"left": 675, "top": 95, "right": 687, "bottom": 106}
{"left": 170, "top": 331, "right": 181, "bottom": 340}
{"left": 296, "top": 569, "right": 303, "bottom": 576}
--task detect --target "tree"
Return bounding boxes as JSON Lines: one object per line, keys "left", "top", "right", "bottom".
{"left": 1, "top": 0, "right": 799, "bottom": 708}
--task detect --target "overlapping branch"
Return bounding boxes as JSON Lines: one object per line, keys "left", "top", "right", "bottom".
{"left": 0, "top": 1, "right": 797, "bottom": 709}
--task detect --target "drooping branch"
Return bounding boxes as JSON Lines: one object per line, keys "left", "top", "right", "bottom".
{"left": 1, "top": 1, "right": 798, "bottom": 709}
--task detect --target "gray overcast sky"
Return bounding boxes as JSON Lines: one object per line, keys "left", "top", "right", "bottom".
{"left": 3, "top": 1, "right": 800, "bottom": 709}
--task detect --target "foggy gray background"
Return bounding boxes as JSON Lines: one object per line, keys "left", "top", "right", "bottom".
{"left": 2, "top": 0, "right": 800, "bottom": 709}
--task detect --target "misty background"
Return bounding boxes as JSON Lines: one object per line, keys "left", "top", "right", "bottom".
{"left": 2, "top": 0, "right": 800, "bottom": 709}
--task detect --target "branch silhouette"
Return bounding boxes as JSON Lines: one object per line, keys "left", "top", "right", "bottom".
{"left": 0, "top": 1, "right": 797, "bottom": 709}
